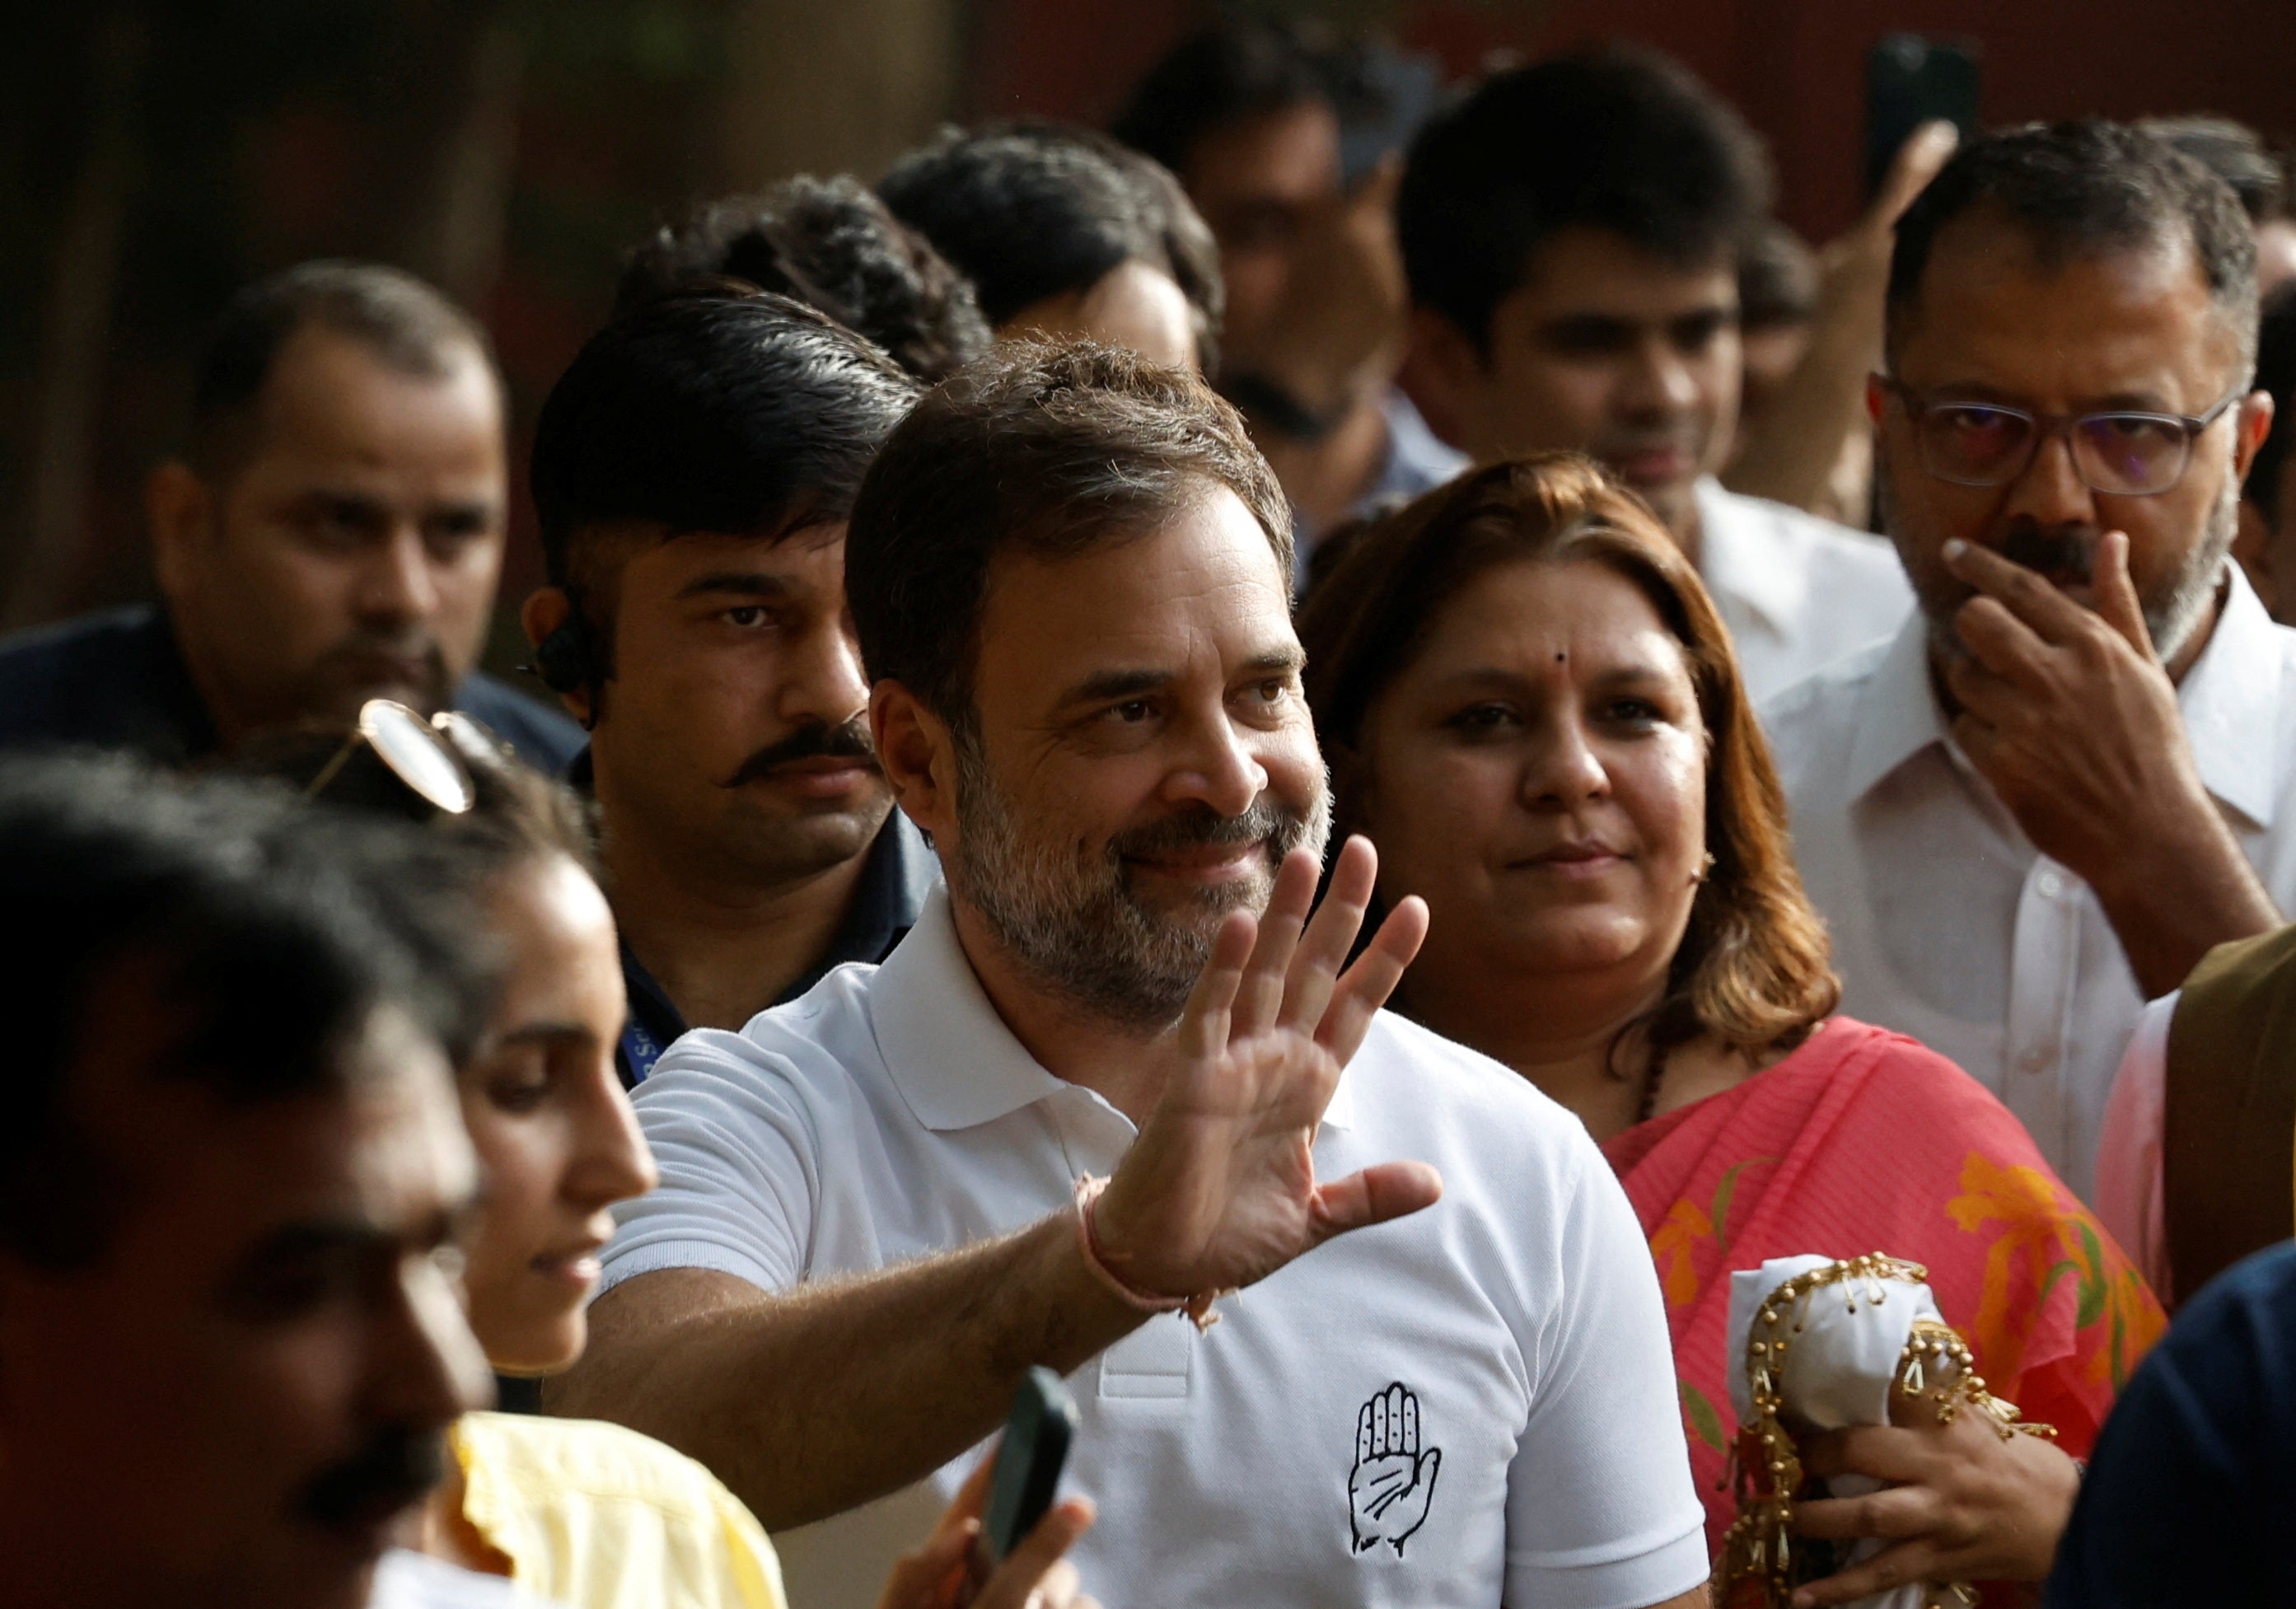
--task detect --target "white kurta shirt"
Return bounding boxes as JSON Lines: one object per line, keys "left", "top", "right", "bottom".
{"left": 601, "top": 888, "right": 1706, "bottom": 1609}
{"left": 1762, "top": 565, "right": 2296, "bottom": 1202}
{"left": 1695, "top": 479, "right": 1914, "bottom": 704}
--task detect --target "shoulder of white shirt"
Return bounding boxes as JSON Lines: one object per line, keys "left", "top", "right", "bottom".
{"left": 368, "top": 1550, "right": 563, "bottom": 1608}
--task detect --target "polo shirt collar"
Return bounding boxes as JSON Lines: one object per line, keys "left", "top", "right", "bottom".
{"left": 1695, "top": 478, "right": 1801, "bottom": 639}
{"left": 2178, "top": 564, "right": 2284, "bottom": 830}
{"left": 1845, "top": 610, "right": 1952, "bottom": 803}
{"left": 869, "top": 886, "right": 1362, "bottom": 1134}
{"left": 872, "top": 887, "right": 1069, "bottom": 1131}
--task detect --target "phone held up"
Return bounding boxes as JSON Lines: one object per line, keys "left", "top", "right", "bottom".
{"left": 1866, "top": 33, "right": 1981, "bottom": 198}
{"left": 982, "top": 1367, "right": 1081, "bottom": 1564}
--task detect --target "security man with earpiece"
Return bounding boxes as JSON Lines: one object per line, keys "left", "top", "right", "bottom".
{"left": 520, "top": 292, "right": 934, "bottom": 1087}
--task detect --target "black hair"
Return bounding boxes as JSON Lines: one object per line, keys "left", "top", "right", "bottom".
{"left": 614, "top": 176, "right": 994, "bottom": 384}
{"left": 529, "top": 291, "right": 921, "bottom": 661}
{"left": 1111, "top": 20, "right": 1335, "bottom": 178}
{"left": 1886, "top": 120, "right": 2260, "bottom": 372}
{"left": 1397, "top": 44, "right": 1774, "bottom": 353}
{"left": 2247, "top": 281, "right": 2296, "bottom": 518}
{"left": 879, "top": 121, "right": 1225, "bottom": 373}
{"left": 845, "top": 340, "right": 1288, "bottom": 729}
{"left": 189, "top": 260, "right": 497, "bottom": 475}
{"left": 0, "top": 755, "right": 486, "bottom": 1271}
{"left": 2141, "top": 116, "right": 2289, "bottom": 226}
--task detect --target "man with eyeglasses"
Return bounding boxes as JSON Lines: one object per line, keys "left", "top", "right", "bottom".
{"left": 1764, "top": 121, "right": 2285, "bottom": 1213}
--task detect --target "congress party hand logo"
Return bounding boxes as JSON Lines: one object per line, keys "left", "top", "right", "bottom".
{"left": 1349, "top": 1382, "right": 1442, "bottom": 1555}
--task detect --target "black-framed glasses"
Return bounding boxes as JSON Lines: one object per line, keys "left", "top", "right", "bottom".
{"left": 306, "top": 699, "right": 483, "bottom": 813}
{"left": 1877, "top": 377, "right": 2243, "bottom": 497}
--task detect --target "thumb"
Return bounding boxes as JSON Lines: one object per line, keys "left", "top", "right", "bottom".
{"left": 1310, "top": 1161, "right": 1443, "bottom": 1242}
{"left": 975, "top": 1497, "right": 1094, "bottom": 1609}
{"left": 2093, "top": 529, "right": 2156, "bottom": 657}
{"left": 1868, "top": 119, "right": 1959, "bottom": 230}
{"left": 1416, "top": 1447, "right": 1441, "bottom": 1489}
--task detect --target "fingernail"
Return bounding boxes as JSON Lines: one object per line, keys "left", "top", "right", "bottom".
{"left": 1943, "top": 538, "right": 1968, "bottom": 560}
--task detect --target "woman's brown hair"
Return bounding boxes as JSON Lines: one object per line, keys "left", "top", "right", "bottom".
{"left": 1299, "top": 452, "right": 1840, "bottom": 1065}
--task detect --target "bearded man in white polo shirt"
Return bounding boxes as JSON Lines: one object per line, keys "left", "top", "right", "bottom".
{"left": 548, "top": 344, "right": 1709, "bottom": 1609}
{"left": 1764, "top": 120, "right": 2293, "bottom": 1204}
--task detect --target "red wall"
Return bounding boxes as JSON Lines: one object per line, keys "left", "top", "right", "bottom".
{"left": 973, "top": 0, "right": 2296, "bottom": 242}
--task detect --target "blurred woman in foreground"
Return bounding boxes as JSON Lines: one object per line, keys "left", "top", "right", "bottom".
{"left": 268, "top": 724, "right": 1092, "bottom": 1609}
{"left": 1299, "top": 456, "right": 2160, "bottom": 1602}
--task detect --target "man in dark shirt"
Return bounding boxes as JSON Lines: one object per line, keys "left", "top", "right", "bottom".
{"left": 0, "top": 261, "right": 582, "bottom": 773}
{"left": 521, "top": 292, "right": 931, "bottom": 1085}
{"left": 0, "top": 756, "right": 493, "bottom": 1609}
{"left": 2046, "top": 1239, "right": 2296, "bottom": 1605}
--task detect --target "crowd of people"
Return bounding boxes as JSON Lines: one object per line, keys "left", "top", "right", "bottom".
{"left": 6, "top": 19, "right": 2296, "bottom": 1609}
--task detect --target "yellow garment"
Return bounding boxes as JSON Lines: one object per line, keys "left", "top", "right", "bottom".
{"left": 451, "top": 1411, "right": 788, "bottom": 1609}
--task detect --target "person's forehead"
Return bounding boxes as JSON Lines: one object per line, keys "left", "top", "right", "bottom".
{"left": 1186, "top": 101, "right": 1340, "bottom": 204}
{"left": 1507, "top": 227, "right": 1737, "bottom": 320}
{"left": 975, "top": 487, "right": 1292, "bottom": 689}
{"left": 1412, "top": 556, "right": 1682, "bottom": 670}
{"left": 616, "top": 520, "right": 847, "bottom": 601}
{"left": 1896, "top": 213, "right": 2236, "bottom": 401}
{"left": 92, "top": 1046, "right": 474, "bottom": 1279}
{"left": 239, "top": 325, "right": 503, "bottom": 481}
{"left": 484, "top": 857, "right": 624, "bottom": 1031}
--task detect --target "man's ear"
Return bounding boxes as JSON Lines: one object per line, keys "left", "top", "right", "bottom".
{"left": 871, "top": 681, "right": 957, "bottom": 845}
{"left": 519, "top": 586, "right": 594, "bottom": 727}
{"left": 146, "top": 461, "right": 214, "bottom": 604}
{"left": 2235, "top": 389, "right": 2278, "bottom": 481}
{"left": 1402, "top": 306, "right": 1488, "bottom": 456}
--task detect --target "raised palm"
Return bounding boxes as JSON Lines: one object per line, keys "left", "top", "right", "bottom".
{"left": 1093, "top": 839, "right": 1442, "bottom": 1298}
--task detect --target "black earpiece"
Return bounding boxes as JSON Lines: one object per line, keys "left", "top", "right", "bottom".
{"left": 524, "top": 588, "right": 601, "bottom": 729}
{"left": 530, "top": 615, "right": 596, "bottom": 696}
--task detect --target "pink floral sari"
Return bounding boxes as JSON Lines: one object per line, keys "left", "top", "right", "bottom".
{"left": 1600, "top": 1017, "right": 2165, "bottom": 1556}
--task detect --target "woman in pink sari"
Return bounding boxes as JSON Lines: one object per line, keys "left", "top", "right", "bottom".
{"left": 1299, "top": 456, "right": 2163, "bottom": 1602}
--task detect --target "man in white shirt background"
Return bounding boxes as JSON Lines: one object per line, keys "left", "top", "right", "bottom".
{"left": 1764, "top": 119, "right": 2288, "bottom": 1203}
{"left": 549, "top": 344, "right": 1708, "bottom": 1609}
{"left": 1395, "top": 45, "right": 1911, "bottom": 702}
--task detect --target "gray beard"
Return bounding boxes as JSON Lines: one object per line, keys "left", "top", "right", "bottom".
{"left": 1881, "top": 461, "right": 2239, "bottom": 670}
{"left": 946, "top": 734, "right": 1333, "bottom": 1034}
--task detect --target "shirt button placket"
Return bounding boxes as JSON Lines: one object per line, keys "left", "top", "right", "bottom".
{"left": 2006, "top": 857, "right": 2081, "bottom": 1158}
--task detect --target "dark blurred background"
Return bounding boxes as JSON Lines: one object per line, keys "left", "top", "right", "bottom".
{"left": 7, "top": 0, "right": 2291, "bottom": 666}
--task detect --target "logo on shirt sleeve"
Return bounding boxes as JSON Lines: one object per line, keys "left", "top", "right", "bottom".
{"left": 1349, "top": 1382, "right": 1442, "bottom": 1556}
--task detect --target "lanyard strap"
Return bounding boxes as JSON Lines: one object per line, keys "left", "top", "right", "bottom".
{"left": 620, "top": 1020, "right": 667, "bottom": 1086}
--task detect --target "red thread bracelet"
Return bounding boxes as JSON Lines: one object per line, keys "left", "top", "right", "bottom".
{"left": 1072, "top": 1175, "right": 1228, "bottom": 1331}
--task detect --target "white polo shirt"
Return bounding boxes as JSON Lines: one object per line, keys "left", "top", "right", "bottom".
{"left": 1695, "top": 479, "right": 1913, "bottom": 704}
{"left": 1762, "top": 564, "right": 2296, "bottom": 1201}
{"left": 602, "top": 888, "right": 1706, "bottom": 1609}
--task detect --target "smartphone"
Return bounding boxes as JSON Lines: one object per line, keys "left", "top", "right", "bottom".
{"left": 982, "top": 1367, "right": 1080, "bottom": 1561}
{"left": 1866, "top": 34, "right": 1981, "bottom": 197}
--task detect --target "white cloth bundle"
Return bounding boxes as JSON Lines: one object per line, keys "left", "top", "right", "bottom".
{"left": 1726, "top": 1255, "right": 1944, "bottom": 1609}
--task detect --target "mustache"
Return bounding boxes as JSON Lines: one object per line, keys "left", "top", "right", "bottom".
{"left": 1108, "top": 797, "right": 1312, "bottom": 861}
{"left": 722, "top": 717, "right": 878, "bottom": 788}
{"left": 293, "top": 1425, "right": 447, "bottom": 1528}
{"left": 1994, "top": 522, "right": 2098, "bottom": 582}
{"left": 319, "top": 629, "right": 447, "bottom": 668}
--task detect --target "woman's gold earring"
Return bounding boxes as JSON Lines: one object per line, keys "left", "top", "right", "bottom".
{"left": 1692, "top": 851, "right": 1716, "bottom": 886}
